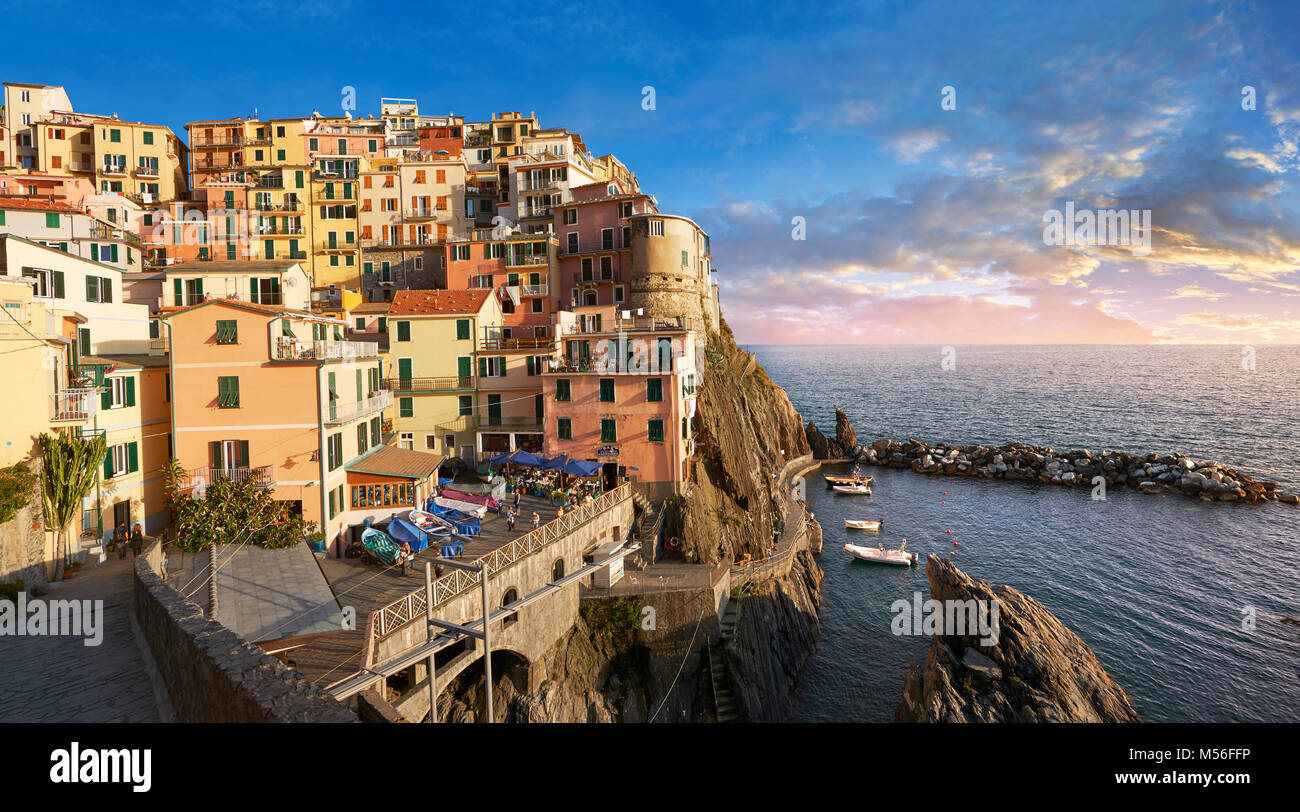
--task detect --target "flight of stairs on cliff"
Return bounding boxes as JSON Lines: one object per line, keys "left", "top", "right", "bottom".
{"left": 719, "top": 600, "right": 741, "bottom": 640}
{"left": 709, "top": 646, "right": 739, "bottom": 723}
{"left": 630, "top": 494, "right": 665, "bottom": 565}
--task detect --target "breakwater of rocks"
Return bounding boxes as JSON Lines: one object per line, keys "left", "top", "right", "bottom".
{"left": 806, "top": 408, "right": 1299, "bottom": 506}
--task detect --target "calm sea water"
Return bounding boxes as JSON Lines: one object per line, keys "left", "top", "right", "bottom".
{"left": 746, "top": 345, "right": 1300, "bottom": 723}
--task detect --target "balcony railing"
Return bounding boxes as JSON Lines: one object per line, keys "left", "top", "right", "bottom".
{"left": 100, "top": 164, "right": 127, "bottom": 177}
{"left": 192, "top": 136, "right": 245, "bottom": 147}
{"left": 404, "top": 207, "right": 437, "bottom": 218}
{"left": 480, "top": 335, "right": 551, "bottom": 351}
{"left": 327, "top": 390, "right": 392, "bottom": 426}
{"left": 184, "top": 466, "right": 275, "bottom": 489}
{"left": 254, "top": 177, "right": 284, "bottom": 189}
{"left": 135, "top": 165, "right": 160, "bottom": 178}
{"left": 506, "top": 254, "right": 548, "bottom": 267}
{"left": 386, "top": 376, "right": 475, "bottom": 393}
{"left": 272, "top": 337, "right": 379, "bottom": 361}
{"left": 521, "top": 205, "right": 552, "bottom": 218}
{"left": 50, "top": 388, "right": 99, "bottom": 423}
{"left": 519, "top": 284, "right": 548, "bottom": 296}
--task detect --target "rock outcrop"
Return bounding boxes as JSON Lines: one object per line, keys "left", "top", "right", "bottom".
{"left": 896, "top": 555, "right": 1140, "bottom": 723}
{"left": 805, "top": 408, "right": 859, "bottom": 460}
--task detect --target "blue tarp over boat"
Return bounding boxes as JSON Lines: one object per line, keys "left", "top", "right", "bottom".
{"left": 387, "top": 516, "right": 428, "bottom": 553}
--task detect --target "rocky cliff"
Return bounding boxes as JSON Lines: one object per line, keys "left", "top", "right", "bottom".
{"left": 805, "top": 408, "right": 859, "bottom": 460}
{"left": 896, "top": 554, "right": 1140, "bottom": 722}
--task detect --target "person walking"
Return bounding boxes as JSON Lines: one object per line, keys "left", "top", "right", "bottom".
{"left": 130, "top": 523, "right": 144, "bottom": 558}
{"left": 531, "top": 510, "right": 540, "bottom": 530}
{"left": 506, "top": 508, "right": 516, "bottom": 532}
{"left": 114, "top": 521, "right": 128, "bottom": 559}
{"left": 512, "top": 489, "right": 521, "bottom": 511}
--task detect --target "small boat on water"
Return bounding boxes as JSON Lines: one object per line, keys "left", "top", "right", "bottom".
{"left": 832, "top": 483, "right": 872, "bottom": 495}
{"left": 844, "top": 519, "right": 883, "bottom": 531}
{"left": 844, "top": 540, "right": 917, "bottom": 566}
{"left": 824, "top": 474, "right": 874, "bottom": 488}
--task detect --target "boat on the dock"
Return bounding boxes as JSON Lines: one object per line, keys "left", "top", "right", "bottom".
{"left": 361, "top": 527, "right": 402, "bottom": 566}
{"left": 844, "top": 540, "right": 916, "bottom": 566}
{"left": 845, "top": 519, "right": 883, "bottom": 531}
{"left": 407, "top": 509, "right": 454, "bottom": 535}
{"left": 832, "top": 483, "right": 872, "bottom": 495}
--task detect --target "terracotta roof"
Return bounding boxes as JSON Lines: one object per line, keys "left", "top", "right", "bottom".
{"left": 389, "top": 289, "right": 492, "bottom": 317}
{"left": 346, "top": 446, "right": 443, "bottom": 479}
{"left": 0, "top": 198, "right": 81, "bottom": 214}
{"left": 163, "top": 260, "right": 301, "bottom": 275}
{"left": 351, "top": 302, "right": 391, "bottom": 314}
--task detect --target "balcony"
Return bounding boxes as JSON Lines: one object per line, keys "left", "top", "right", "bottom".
{"left": 135, "top": 164, "right": 160, "bottom": 178}
{"left": 100, "top": 164, "right": 127, "bottom": 177}
{"left": 254, "top": 177, "right": 284, "bottom": 189}
{"left": 519, "top": 284, "right": 548, "bottom": 297}
{"left": 386, "top": 376, "right": 474, "bottom": 393}
{"left": 272, "top": 337, "right": 379, "bottom": 361}
{"left": 326, "top": 390, "right": 392, "bottom": 426}
{"left": 404, "top": 207, "right": 437, "bottom": 219}
{"left": 506, "top": 253, "right": 548, "bottom": 268}
{"left": 50, "top": 388, "right": 99, "bottom": 423}
{"left": 192, "top": 136, "right": 245, "bottom": 148}
{"left": 520, "top": 205, "right": 552, "bottom": 218}
{"left": 288, "top": 250, "right": 307, "bottom": 259}
{"left": 184, "top": 466, "right": 275, "bottom": 489}
{"left": 312, "top": 169, "right": 358, "bottom": 181}
{"left": 480, "top": 335, "right": 551, "bottom": 351}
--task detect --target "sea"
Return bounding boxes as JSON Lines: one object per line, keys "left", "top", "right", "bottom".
{"left": 744, "top": 344, "right": 1300, "bottom": 723}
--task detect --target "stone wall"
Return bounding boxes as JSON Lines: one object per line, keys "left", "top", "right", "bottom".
{"left": 0, "top": 457, "right": 48, "bottom": 590}
{"left": 132, "top": 539, "right": 357, "bottom": 722}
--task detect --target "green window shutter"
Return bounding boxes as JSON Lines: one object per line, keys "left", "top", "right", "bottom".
{"left": 238, "top": 441, "right": 250, "bottom": 468}
{"left": 127, "top": 442, "right": 139, "bottom": 473}
{"left": 195, "top": 279, "right": 203, "bottom": 297}
{"left": 498, "top": 356, "right": 506, "bottom": 376}
{"left": 110, "top": 244, "right": 119, "bottom": 262}
{"left": 46, "top": 212, "right": 60, "bottom": 228}
{"left": 52, "top": 271, "right": 64, "bottom": 298}
{"left": 173, "top": 278, "right": 182, "bottom": 305}
{"left": 329, "top": 489, "right": 335, "bottom": 517}
{"left": 356, "top": 369, "right": 363, "bottom": 401}
{"left": 399, "top": 397, "right": 413, "bottom": 418}
{"left": 601, "top": 419, "right": 617, "bottom": 443}
{"left": 599, "top": 378, "right": 614, "bottom": 402}
{"left": 86, "top": 275, "right": 98, "bottom": 301}
{"left": 648, "top": 419, "right": 664, "bottom": 442}
{"left": 526, "top": 356, "right": 535, "bottom": 376}
{"left": 396, "top": 321, "right": 410, "bottom": 342}
{"left": 558, "top": 418, "right": 571, "bottom": 440}
{"left": 556, "top": 379, "right": 570, "bottom": 401}
{"left": 356, "top": 318, "right": 364, "bottom": 330}
{"left": 209, "top": 441, "right": 221, "bottom": 469}
{"left": 478, "top": 357, "right": 487, "bottom": 378}
{"left": 371, "top": 417, "right": 380, "bottom": 445}
{"left": 295, "top": 170, "right": 304, "bottom": 188}
{"left": 647, "top": 378, "right": 662, "bottom": 402}
{"left": 397, "top": 358, "right": 412, "bottom": 380}
{"left": 101, "top": 385, "right": 111, "bottom": 410}
{"left": 104, "top": 449, "right": 114, "bottom": 480}
{"left": 249, "top": 278, "right": 260, "bottom": 303}
{"left": 456, "top": 319, "right": 469, "bottom": 340}
{"left": 364, "top": 262, "right": 373, "bottom": 275}
{"left": 125, "top": 376, "right": 136, "bottom": 407}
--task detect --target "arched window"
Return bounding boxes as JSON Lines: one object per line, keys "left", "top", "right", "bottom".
{"left": 502, "top": 587, "right": 518, "bottom": 626}
{"left": 583, "top": 290, "right": 597, "bottom": 306}
{"left": 552, "top": 558, "right": 565, "bottom": 581}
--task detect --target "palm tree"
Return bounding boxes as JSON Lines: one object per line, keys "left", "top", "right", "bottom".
{"left": 37, "top": 432, "right": 108, "bottom": 581}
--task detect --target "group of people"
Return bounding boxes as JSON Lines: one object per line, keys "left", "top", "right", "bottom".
{"left": 112, "top": 522, "right": 144, "bottom": 559}
{"left": 503, "top": 489, "right": 541, "bottom": 533}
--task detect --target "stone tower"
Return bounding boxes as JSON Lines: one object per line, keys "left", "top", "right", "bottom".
{"left": 627, "top": 213, "right": 717, "bottom": 329}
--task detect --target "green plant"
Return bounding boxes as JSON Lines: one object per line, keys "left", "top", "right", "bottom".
{"left": 0, "top": 463, "right": 38, "bottom": 525}
{"left": 163, "top": 457, "right": 315, "bottom": 552}
{"left": 38, "top": 432, "right": 108, "bottom": 581}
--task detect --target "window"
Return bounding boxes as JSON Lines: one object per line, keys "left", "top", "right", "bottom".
{"left": 396, "top": 321, "right": 411, "bottom": 342}
{"left": 600, "top": 256, "right": 613, "bottom": 279}
{"left": 84, "top": 275, "right": 113, "bottom": 303}
{"left": 45, "top": 212, "right": 60, "bottom": 228}
{"left": 647, "top": 419, "right": 665, "bottom": 443}
{"left": 357, "top": 423, "right": 369, "bottom": 455}
{"left": 399, "top": 397, "right": 413, "bottom": 418}
{"left": 600, "top": 419, "right": 617, "bottom": 443}
{"left": 215, "top": 320, "right": 237, "bottom": 344}
{"left": 599, "top": 378, "right": 615, "bottom": 402}
{"left": 649, "top": 219, "right": 665, "bottom": 236}
{"left": 502, "top": 588, "right": 519, "bottom": 626}
{"left": 104, "top": 442, "right": 138, "bottom": 478}
{"left": 681, "top": 249, "right": 689, "bottom": 267}
{"left": 566, "top": 232, "right": 578, "bottom": 253}
{"left": 647, "top": 378, "right": 663, "bottom": 402}
{"left": 107, "top": 376, "right": 131, "bottom": 409}
{"left": 563, "top": 209, "right": 577, "bottom": 225}
{"left": 601, "top": 228, "right": 614, "bottom": 250}
{"left": 425, "top": 434, "right": 438, "bottom": 451}
{"left": 399, "top": 432, "right": 414, "bottom": 451}
{"left": 621, "top": 226, "right": 630, "bottom": 247}
{"left": 327, "top": 433, "right": 343, "bottom": 470}
{"left": 456, "top": 319, "right": 470, "bottom": 340}
{"left": 555, "top": 378, "right": 571, "bottom": 401}
{"left": 109, "top": 129, "right": 121, "bottom": 143}
{"left": 142, "top": 131, "right": 154, "bottom": 145}
{"left": 557, "top": 418, "right": 572, "bottom": 440}
{"left": 458, "top": 395, "right": 473, "bottom": 416}
{"left": 217, "top": 376, "right": 240, "bottom": 408}
{"left": 378, "top": 318, "right": 386, "bottom": 332}
{"left": 619, "top": 202, "right": 633, "bottom": 218}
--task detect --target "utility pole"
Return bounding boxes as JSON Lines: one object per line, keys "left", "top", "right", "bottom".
{"left": 424, "top": 561, "right": 438, "bottom": 723}
{"left": 480, "top": 560, "right": 494, "bottom": 723}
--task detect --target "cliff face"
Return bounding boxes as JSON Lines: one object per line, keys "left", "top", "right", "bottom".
{"left": 896, "top": 554, "right": 1140, "bottom": 722}
{"left": 805, "top": 408, "right": 859, "bottom": 460}
{"left": 682, "top": 320, "right": 810, "bottom": 566}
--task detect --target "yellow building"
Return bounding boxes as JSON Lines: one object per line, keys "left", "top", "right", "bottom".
{"left": 35, "top": 112, "right": 189, "bottom": 204}
{"left": 0, "top": 276, "right": 59, "bottom": 468}
{"left": 386, "top": 289, "right": 501, "bottom": 466}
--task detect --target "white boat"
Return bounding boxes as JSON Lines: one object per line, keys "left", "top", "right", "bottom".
{"left": 844, "top": 519, "right": 883, "bottom": 531}
{"left": 832, "top": 484, "right": 872, "bottom": 495}
{"left": 844, "top": 541, "right": 917, "bottom": 566}
{"left": 433, "top": 495, "right": 487, "bottom": 518}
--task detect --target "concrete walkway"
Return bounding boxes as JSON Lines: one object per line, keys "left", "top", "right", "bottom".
{"left": 0, "top": 552, "right": 169, "bottom": 722}
{"left": 215, "top": 542, "right": 343, "bottom": 643}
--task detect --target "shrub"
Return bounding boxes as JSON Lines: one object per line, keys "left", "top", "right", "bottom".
{"left": 0, "top": 463, "right": 37, "bottom": 525}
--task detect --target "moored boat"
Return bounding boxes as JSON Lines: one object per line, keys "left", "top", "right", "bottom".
{"left": 832, "top": 484, "right": 872, "bottom": 495}
{"left": 824, "top": 474, "right": 874, "bottom": 487}
{"left": 844, "top": 541, "right": 916, "bottom": 566}
{"left": 845, "top": 519, "right": 883, "bottom": 531}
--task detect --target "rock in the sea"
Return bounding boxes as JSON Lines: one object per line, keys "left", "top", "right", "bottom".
{"left": 896, "top": 555, "right": 1141, "bottom": 723}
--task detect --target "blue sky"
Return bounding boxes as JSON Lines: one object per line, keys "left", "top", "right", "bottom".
{"left": 10, "top": 0, "right": 1300, "bottom": 343}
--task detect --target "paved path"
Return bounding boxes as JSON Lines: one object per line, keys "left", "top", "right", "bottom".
{"left": 0, "top": 553, "right": 169, "bottom": 722}
{"left": 216, "top": 542, "right": 342, "bottom": 643}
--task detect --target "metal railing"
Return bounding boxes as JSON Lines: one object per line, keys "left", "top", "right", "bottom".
{"left": 272, "top": 337, "right": 379, "bottom": 361}
{"left": 506, "top": 254, "right": 548, "bottom": 267}
{"left": 50, "top": 388, "right": 99, "bottom": 423}
{"left": 183, "top": 465, "right": 275, "bottom": 489}
{"left": 480, "top": 335, "right": 551, "bottom": 351}
{"left": 326, "top": 390, "right": 392, "bottom": 425}
{"left": 519, "top": 284, "right": 548, "bottom": 296}
{"left": 366, "top": 482, "right": 631, "bottom": 660}
{"left": 135, "top": 165, "right": 160, "bottom": 177}
{"left": 100, "top": 164, "right": 127, "bottom": 176}
{"left": 191, "top": 136, "right": 245, "bottom": 147}
{"left": 386, "top": 376, "right": 474, "bottom": 392}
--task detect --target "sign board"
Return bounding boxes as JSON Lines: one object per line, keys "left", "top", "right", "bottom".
{"left": 595, "top": 445, "right": 620, "bottom": 458}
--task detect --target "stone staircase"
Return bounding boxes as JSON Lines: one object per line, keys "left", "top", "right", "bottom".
{"left": 630, "top": 493, "right": 665, "bottom": 566}
{"left": 710, "top": 600, "right": 744, "bottom": 722}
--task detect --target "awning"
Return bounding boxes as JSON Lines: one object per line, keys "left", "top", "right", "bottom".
{"left": 487, "top": 448, "right": 543, "bottom": 467}
{"left": 540, "top": 454, "right": 601, "bottom": 477}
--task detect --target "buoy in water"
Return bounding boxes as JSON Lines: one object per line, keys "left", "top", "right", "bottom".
{"left": 946, "top": 529, "right": 951, "bottom": 534}
{"left": 953, "top": 541, "right": 959, "bottom": 546}
{"left": 941, "top": 500, "right": 946, "bottom": 505}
